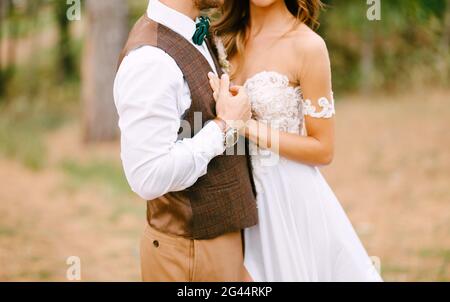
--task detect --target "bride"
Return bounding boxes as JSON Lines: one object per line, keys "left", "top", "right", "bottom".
{"left": 208, "top": 0, "right": 382, "bottom": 282}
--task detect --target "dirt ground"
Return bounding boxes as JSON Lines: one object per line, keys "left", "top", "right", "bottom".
{"left": 0, "top": 91, "right": 449, "bottom": 281}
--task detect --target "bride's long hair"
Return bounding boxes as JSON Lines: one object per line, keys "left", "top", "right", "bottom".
{"left": 212, "top": 0, "right": 323, "bottom": 76}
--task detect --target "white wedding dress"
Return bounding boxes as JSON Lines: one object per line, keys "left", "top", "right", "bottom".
{"left": 243, "top": 71, "right": 382, "bottom": 282}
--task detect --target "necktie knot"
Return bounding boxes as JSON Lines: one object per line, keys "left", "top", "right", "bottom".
{"left": 192, "top": 16, "right": 210, "bottom": 46}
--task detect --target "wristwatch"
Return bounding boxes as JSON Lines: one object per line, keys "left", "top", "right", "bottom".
{"left": 215, "top": 118, "right": 240, "bottom": 149}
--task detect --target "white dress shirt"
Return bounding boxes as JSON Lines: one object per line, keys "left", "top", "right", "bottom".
{"left": 113, "top": 0, "right": 224, "bottom": 201}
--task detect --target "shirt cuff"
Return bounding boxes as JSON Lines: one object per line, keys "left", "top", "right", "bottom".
{"left": 184, "top": 120, "right": 225, "bottom": 159}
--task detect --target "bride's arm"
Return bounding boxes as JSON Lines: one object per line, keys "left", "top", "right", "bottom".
{"left": 247, "top": 37, "right": 335, "bottom": 166}
{"left": 208, "top": 36, "right": 335, "bottom": 166}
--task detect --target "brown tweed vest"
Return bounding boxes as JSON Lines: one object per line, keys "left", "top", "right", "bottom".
{"left": 118, "top": 16, "right": 258, "bottom": 240}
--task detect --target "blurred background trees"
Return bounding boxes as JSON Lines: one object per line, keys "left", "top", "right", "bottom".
{"left": 320, "top": 0, "right": 450, "bottom": 92}
{"left": 0, "top": 0, "right": 448, "bottom": 141}
{"left": 0, "top": 0, "right": 448, "bottom": 148}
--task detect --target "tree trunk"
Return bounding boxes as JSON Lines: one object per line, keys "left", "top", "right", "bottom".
{"left": 82, "top": 0, "right": 128, "bottom": 142}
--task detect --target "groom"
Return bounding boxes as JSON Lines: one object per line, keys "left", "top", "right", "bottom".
{"left": 114, "top": 0, "right": 258, "bottom": 281}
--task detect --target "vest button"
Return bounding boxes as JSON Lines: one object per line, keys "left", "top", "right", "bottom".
{"left": 153, "top": 240, "right": 160, "bottom": 248}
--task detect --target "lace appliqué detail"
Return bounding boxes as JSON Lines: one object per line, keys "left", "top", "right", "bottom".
{"left": 302, "top": 95, "right": 335, "bottom": 119}
{"left": 243, "top": 71, "right": 335, "bottom": 175}
{"left": 245, "top": 71, "right": 303, "bottom": 134}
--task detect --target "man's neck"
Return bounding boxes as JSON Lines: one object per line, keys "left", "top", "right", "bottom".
{"left": 159, "top": 0, "right": 199, "bottom": 20}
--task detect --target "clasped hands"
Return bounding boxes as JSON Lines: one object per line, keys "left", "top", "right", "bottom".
{"left": 208, "top": 72, "right": 252, "bottom": 133}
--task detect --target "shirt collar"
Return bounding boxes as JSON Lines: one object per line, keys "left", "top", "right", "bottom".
{"left": 147, "top": 0, "right": 197, "bottom": 42}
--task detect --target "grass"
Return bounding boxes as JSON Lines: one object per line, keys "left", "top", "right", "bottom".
{"left": 0, "top": 120, "right": 47, "bottom": 170}
{"left": 59, "top": 158, "right": 142, "bottom": 224}
{"left": 0, "top": 94, "right": 72, "bottom": 170}
{"left": 419, "top": 248, "right": 450, "bottom": 280}
{"left": 59, "top": 159, "right": 133, "bottom": 197}
{"left": 0, "top": 226, "right": 16, "bottom": 237}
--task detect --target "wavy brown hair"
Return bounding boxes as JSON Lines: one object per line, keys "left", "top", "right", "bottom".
{"left": 212, "top": 0, "right": 323, "bottom": 75}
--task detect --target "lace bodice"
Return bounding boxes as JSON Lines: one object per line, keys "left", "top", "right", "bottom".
{"left": 244, "top": 71, "right": 335, "bottom": 174}
{"left": 244, "top": 71, "right": 336, "bottom": 133}
{"left": 244, "top": 71, "right": 304, "bottom": 134}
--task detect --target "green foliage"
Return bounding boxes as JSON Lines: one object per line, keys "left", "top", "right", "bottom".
{"left": 0, "top": 41, "right": 79, "bottom": 169}
{"left": 128, "top": 0, "right": 149, "bottom": 27}
{"left": 1, "top": 0, "right": 447, "bottom": 96}
{"left": 53, "top": 0, "right": 77, "bottom": 81}
{"left": 320, "top": 0, "right": 449, "bottom": 92}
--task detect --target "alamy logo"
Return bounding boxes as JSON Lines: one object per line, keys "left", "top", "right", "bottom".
{"left": 66, "top": 0, "right": 81, "bottom": 21}
{"left": 371, "top": 256, "right": 382, "bottom": 275}
{"left": 367, "top": 0, "right": 381, "bottom": 21}
{"left": 66, "top": 256, "right": 82, "bottom": 281}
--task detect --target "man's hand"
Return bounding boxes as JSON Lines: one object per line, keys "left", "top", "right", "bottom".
{"left": 208, "top": 73, "right": 252, "bottom": 130}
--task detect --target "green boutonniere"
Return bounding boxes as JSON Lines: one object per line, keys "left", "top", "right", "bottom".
{"left": 192, "top": 16, "right": 210, "bottom": 46}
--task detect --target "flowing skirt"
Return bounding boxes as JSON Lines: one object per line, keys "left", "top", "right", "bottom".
{"left": 244, "top": 155, "right": 382, "bottom": 282}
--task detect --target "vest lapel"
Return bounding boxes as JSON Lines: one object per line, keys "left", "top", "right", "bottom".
{"left": 205, "top": 38, "right": 224, "bottom": 77}
{"left": 156, "top": 21, "right": 218, "bottom": 134}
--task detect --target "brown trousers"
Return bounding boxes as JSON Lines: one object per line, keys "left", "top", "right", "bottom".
{"left": 140, "top": 224, "right": 250, "bottom": 282}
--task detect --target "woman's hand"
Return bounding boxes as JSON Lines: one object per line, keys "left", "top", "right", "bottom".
{"left": 208, "top": 73, "right": 252, "bottom": 131}
{"left": 208, "top": 72, "right": 221, "bottom": 102}
{"left": 208, "top": 73, "right": 241, "bottom": 100}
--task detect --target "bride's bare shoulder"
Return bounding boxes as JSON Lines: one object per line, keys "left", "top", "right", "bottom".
{"left": 286, "top": 25, "right": 330, "bottom": 81}
{"left": 289, "top": 24, "right": 328, "bottom": 58}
